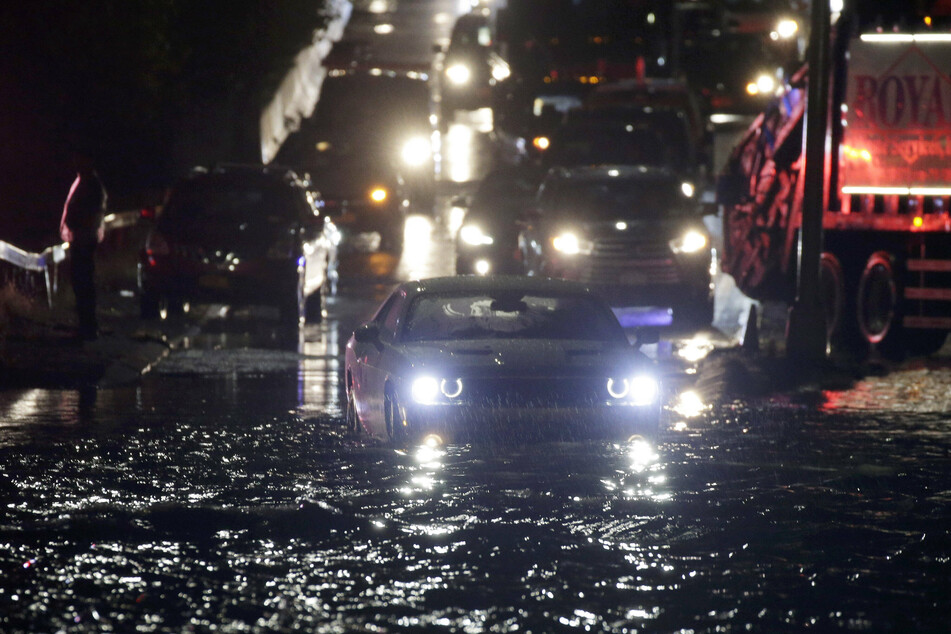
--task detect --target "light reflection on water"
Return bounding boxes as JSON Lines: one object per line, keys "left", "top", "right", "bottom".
{"left": 1, "top": 376, "right": 950, "bottom": 632}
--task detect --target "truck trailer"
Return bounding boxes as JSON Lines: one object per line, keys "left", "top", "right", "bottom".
{"left": 718, "top": 23, "right": 951, "bottom": 359}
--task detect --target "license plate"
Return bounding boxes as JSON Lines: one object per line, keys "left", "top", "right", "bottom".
{"left": 198, "top": 274, "right": 230, "bottom": 290}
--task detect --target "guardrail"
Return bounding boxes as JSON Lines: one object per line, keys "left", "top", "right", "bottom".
{"left": 0, "top": 210, "right": 142, "bottom": 308}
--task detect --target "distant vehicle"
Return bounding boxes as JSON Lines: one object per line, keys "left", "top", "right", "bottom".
{"left": 344, "top": 275, "right": 662, "bottom": 446}
{"left": 582, "top": 79, "right": 708, "bottom": 157}
{"left": 291, "top": 151, "right": 408, "bottom": 255}
{"left": 518, "top": 165, "right": 714, "bottom": 326}
{"left": 138, "top": 165, "right": 339, "bottom": 326}
{"left": 438, "top": 11, "right": 510, "bottom": 119}
{"left": 453, "top": 165, "right": 543, "bottom": 275}
{"left": 276, "top": 69, "right": 438, "bottom": 226}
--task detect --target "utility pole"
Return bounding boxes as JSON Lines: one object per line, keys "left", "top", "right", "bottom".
{"left": 786, "top": 0, "right": 831, "bottom": 362}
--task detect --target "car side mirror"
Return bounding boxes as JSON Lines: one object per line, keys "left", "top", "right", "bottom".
{"left": 353, "top": 323, "right": 382, "bottom": 347}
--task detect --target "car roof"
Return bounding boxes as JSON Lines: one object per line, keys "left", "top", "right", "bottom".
{"left": 396, "top": 275, "right": 602, "bottom": 300}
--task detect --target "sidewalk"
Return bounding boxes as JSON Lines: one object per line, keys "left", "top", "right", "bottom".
{"left": 0, "top": 283, "right": 194, "bottom": 389}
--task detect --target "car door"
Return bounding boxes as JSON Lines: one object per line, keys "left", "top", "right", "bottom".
{"left": 352, "top": 291, "right": 407, "bottom": 435}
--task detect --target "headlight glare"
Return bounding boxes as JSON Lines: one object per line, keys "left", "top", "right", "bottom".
{"left": 670, "top": 229, "right": 708, "bottom": 255}
{"left": 552, "top": 231, "right": 591, "bottom": 255}
{"left": 369, "top": 187, "right": 388, "bottom": 203}
{"left": 628, "top": 375, "right": 659, "bottom": 406}
{"left": 401, "top": 137, "right": 431, "bottom": 167}
{"left": 446, "top": 63, "right": 471, "bottom": 85}
{"left": 411, "top": 377, "right": 439, "bottom": 404}
{"left": 460, "top": 224, "right": 494, "bottom": 246}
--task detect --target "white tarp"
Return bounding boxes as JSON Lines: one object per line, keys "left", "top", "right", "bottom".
{"left": 260, "top": 0, "right": 352, "bottom": 164}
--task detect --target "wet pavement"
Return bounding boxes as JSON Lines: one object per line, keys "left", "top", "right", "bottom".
{"left": 2, "top": 330, "right": 950, "bottom": 632}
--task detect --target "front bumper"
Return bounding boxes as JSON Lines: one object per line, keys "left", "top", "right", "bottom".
{"left": 400, "top": 401, "right": 661, "bottom": 444}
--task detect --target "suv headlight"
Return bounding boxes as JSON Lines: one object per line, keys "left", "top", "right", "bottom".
{"left": 551, "top": 231, "right": 592, "bottom": 256}
{"left": 446, "top": 63, "right": 471, "bottom": 85}
{"left": 670, "top": 229, "right": 708, "bottom": 255}
{"left": 459, "top": 224, "right": 494, "bottom": 246}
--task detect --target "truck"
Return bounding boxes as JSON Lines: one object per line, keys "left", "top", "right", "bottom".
{"left": 717, "top": 24, "right": 951, "bottom": 360}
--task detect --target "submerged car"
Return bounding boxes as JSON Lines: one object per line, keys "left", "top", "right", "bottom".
{"left": 138, "top": 165, "right": 338, "bottom": 325}
{"left": 344, "top": 275, "right": 661, "bottom": 446}
{"left": 518, "top": 165, "right": 714, "bottom": 327}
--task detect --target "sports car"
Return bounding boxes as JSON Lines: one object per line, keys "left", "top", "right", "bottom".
{"left": 344, "top": 275, "right": 662, "bottom": 446}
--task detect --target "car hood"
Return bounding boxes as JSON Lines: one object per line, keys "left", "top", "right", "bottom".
{"left": 394, "top": 338, "right": 648, "bottom": 376}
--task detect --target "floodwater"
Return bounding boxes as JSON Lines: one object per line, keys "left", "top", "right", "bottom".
{"left": 2, "top": 328, "right": 950, "bottom": 632}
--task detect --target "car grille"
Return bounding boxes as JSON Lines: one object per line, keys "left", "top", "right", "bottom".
{"left": 455, "top": 376, "right": 607, "bottom": 408}
{"left": 578, "top": 233, "right": 681, "bottom": 285}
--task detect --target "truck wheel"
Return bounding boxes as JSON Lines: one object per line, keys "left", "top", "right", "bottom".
{"left": 856, "top": 252, "right": 902, "bottom": 359}
{"left": 821, "top": 252, "right": 866, "bottom": 358}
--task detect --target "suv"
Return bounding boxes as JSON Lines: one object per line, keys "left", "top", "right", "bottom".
{"left": 138, "top": 165, "right": 339, "bottom": 325}
{"left": 518, "top": 165, "right": 714, "bottom": 327}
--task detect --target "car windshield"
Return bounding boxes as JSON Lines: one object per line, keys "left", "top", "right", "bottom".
{"left": 400, "top": 291, "right": 625, "bottom": 343}
{"left": 161, "top": 179, "right": 302, "bottom": 226}
{"left": 540, "top": 175, "right": 692, "bottom": 219}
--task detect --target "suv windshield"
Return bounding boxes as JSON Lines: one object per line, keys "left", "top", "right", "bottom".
{"left": 539, "top": 174, "right": 693, "bottom": 220}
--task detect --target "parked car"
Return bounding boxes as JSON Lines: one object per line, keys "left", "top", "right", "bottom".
{"left": 138, "top": 165, "right": 339, "bottom": 325}
{"left": 344, "top": 275, "right": 661, "bottom": 446}
{"left": 454, "top": 164, "right": 543, "bottom": 275}
{"left": 518, "top": 165, "right": 714, "bottom": 326}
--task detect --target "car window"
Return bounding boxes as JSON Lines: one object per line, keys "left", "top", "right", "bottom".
{"left": 400, "top": 292, "right": 625, "bottom": 343}
{"left": 371, "top": 291, "right": 407, "bottom": 343}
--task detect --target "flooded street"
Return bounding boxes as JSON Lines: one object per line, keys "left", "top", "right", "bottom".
{"left": 3, "top": 268, "right": 951, "bottom": 631}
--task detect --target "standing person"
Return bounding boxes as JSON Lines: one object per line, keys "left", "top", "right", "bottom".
{"left": 60, "top": 151, "right": 107, "bottom": 341}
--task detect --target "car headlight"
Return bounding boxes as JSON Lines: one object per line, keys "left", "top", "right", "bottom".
{"left": 411, "top": 377, "right": 439, "bottom": 404}
{"left": 551, "top": 231, "right": 592, "bottom": 256}
{"left": 746, "top": 73, "right": 777, "bottom": 96}
{"left": 774, "top": 18, "right": 798, "bottom": 39}
{"left": 670, "top": 229, "right": 708, "bottom": 255}
{"left": 446, "top": 63, "right": 471, "bottom": 85}
{"left": 607, "top": 375, "right": 659, "bottom": 406}
{"left": 369, "top": 186, "right": 389, "bottom": 204}
{"left": 411, "top": 376, "right": 464, "bottom": 404}
{"left": 401, "top": 136, "right": 432, "bottom": 167}
{"left": 491, "top": 62, "right": 511, "bottom": 82}
{"left": 459, "top": 223, "right": 494, "bottom": 246}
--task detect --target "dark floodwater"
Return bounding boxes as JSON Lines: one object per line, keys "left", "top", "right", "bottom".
{"left": 2, "top": 366, "right": 950, "bottom": 633}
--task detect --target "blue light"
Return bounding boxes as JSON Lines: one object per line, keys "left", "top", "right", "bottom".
{"left": 612, "top": 306, "right": 673, "bottom": 328}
